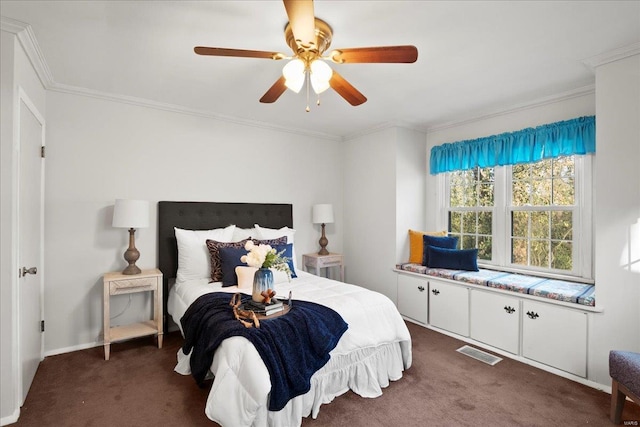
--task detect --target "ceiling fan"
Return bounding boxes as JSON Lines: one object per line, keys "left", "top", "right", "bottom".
{"left": 194, "top": 0, "right": 418, "bottom": 110}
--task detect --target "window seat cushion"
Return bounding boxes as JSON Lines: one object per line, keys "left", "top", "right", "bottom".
{"left": 395, "top": 263, "right": 595, "bottom": 307}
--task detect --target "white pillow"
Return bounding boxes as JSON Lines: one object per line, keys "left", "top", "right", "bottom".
{"left": 253, "top": 224, "right": 297, "bottom": 270}
{"left": 232, "top": 227, "right": 254, "bottom": 242}
{"left": 175, "top": 225, "right": 235, "bottom": 283}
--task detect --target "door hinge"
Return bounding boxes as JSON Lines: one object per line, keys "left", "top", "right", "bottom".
{"left": 41, "top": 146, "right": 45, "bottom": 158}
{"left": 40, "top": 320, "right": 45, "bottom": 332}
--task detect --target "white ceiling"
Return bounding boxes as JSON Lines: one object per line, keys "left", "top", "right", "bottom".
{"left": 2, "top": 1, "right": 639, "bottom": 139}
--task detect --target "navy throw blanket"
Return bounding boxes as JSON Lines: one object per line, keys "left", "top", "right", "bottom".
{"left": 180, "top": 292, "right": 348, "bottom": 411}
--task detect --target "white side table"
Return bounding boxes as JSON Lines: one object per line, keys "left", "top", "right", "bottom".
{"left": 103, "top": 268, "right": 163, "bottom": 360}
{"left": 302, "top": 253, "right": 344, "bottom": 282}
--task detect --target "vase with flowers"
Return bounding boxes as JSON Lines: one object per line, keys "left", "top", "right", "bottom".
{"left": 241, "top": 240, "right": 291, "bottom": 303}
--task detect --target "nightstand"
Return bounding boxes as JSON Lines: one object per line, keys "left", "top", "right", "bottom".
{"left": 302, "top": 253, "right": 344, "bottom": 282}
{"left": 103, "top": 268, "right": 163, "bottom": 360}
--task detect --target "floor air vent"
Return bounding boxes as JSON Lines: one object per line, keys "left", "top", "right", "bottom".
{"left": 456, "top": 345, "right": 502, "bottom": 366}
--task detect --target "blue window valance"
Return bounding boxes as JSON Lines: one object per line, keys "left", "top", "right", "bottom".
{"left": 429, "top": 116, "right": 595, "bottom": 175}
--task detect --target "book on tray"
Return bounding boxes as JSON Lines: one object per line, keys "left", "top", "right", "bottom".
{"left": 245, "top": 299, "right": 283, "bottom": 315}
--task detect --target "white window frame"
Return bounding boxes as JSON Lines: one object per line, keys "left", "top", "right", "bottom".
{"left": 440, "top": 155, "right": 594, "bottom": 282}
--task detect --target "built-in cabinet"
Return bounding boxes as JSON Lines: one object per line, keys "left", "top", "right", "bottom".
{"left": 429, "top": 280, "right": 469, "bottom": 336}
{"left": 470, "top": 291, "right": 520, "bottom": 355}
{"left": 396, "top": 272, "right": 591, "bottom": 378}
{"left": 521, "top": 300, "right": 587, "bottom": 377}
{"left": 397, "top": 274, "right": 428, "bottom": 324}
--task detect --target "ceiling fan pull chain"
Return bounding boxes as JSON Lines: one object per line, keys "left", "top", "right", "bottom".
{"left": 305, "top": 70, "right": 310, "bottom": 112}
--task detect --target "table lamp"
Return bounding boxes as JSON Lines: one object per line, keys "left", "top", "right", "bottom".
{"left": 312, "top": 204, "right": 334, "bottom": 255}
{"left": 112, "top": 199, "right": 149, "bottom": 275}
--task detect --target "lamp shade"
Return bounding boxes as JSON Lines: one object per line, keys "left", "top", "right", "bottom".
{"left": 312, "top": 204, "right": 334, "bottom": 224}
{"left": 112, "top": 199, "right": 149, "bottom": 229}
{"left": 310, "top": 60, "right": 332, "bottom": 94}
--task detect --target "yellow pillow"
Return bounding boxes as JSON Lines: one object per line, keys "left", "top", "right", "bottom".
{"left": 408, "top": 229, "right": 447, "bottom": 264}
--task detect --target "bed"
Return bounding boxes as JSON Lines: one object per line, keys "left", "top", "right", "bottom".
{"left": 158, "top": 201, "right": 412, "bottom": 426}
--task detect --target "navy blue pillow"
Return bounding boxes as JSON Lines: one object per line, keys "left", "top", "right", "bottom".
{"left": 218, "top": 246, "right": 249, "bottom": 287}
{"left": 271, "top": 243, "right": 297, "bottom": 278}
{"left": 422, "top": 235, "right": 458, "bottom": 266}
{"left": 427, "top": 246, "right": 479, "bottom": 271}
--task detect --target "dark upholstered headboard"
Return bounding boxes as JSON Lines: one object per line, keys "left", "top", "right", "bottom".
{"left": 157, "top": 201, "right": 293, "bottom": 330}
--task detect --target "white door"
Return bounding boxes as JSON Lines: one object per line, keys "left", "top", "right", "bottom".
{"left": 18, "top": 91, "right": 45, "bottom": 404}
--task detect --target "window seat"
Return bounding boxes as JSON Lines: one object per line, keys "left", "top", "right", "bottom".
{"left": 395, "top": 263, "right": 595, "bottom": 307}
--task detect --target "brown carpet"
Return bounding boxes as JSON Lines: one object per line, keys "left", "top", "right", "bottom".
{"left": 13, "top": 322, "right": 639, "bottom": 427}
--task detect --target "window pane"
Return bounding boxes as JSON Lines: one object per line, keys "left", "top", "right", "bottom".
{"left": 512, "top": 181, "right": 530, "bottom": 206}
{"left": 478, "top": 183, "right": 494, "bottom": 206}
{"left": 512, "top": 238, "right": 528, "bottom": 265}
{"left": 450, "top": 173, "right": 464, "bottom": 207}
{"left": 553, "top": 177, "right": 574, "bottom": 205}
{"left": 478, "top": 236, "right": 492, "bottom": 260}
{"left": 551, "top": 211, "right": 572, "bottom": 240}
{"left": 531, "top": 211, "right": 549, "bottom": 239}
{"left": 512, "top": 164, "right": 529, "bottom": 181}
{"left": 531, "top": 160, "right": 551, "bottom": 179}
{"left": 463, "top": 184, "right": 477, "bottom": 207}
{"left": 551, "top": 241, "right": 572, "bottom": 270}
{"left": 530, "top": 240, "right": 549, "bottom": 268}
{"left": 462, "top": 235, "right": 475, "bottom": 250}
{"left": 462, "top": 212, "right": 476, "bottom": 233}
{"left": 478, "top": 211, "right": 492, "bottom": 235}
{"left": 553, "top": 156, "right": 574, "bottom": 179}
{"left": 512, "top": 211, "right": 528, "bottom": 237}
{"left": 531, "top": 180, "right": 551, "bottom": 205}
{"left": 478, "top": 167, "right": 495, "bottom": 182}
{"left": 449, "top": 211, "right": 462, "bottom": 233}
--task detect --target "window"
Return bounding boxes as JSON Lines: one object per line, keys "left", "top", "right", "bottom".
{"left": 445, "top": 155, "right": 593, "bottom": 280}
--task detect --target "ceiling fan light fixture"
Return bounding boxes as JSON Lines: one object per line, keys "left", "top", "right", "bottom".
{"left": 283, "top": 58, "right": 305, "bottom": 93}
{"left": 310, "top": 59, "right": 332, "bottom": 94}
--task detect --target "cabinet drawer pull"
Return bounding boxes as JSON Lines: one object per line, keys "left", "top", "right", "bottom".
{"left": 417, "top": 285, "right": 425, "bottom": 292}
{"left": 431, "top": 289, "right": 440, "bottom": 295}
{"left": 504, "top": 306, "right": 515, "bottom": 314}
{"left": 526, "top": 311, "right": 539, "bottom": 320}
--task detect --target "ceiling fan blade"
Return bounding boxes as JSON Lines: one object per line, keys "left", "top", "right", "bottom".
{"left": 260, "top": 76, "right": 287, "bottom": 103}
{"left": 283, "top": 0, "right": 316, "bottom": 50}
{"left": 329, "top": 45, "right": 418, "bottom": 64}
{"left": 329, "top": 71, "right": 367, "bottom": 106}
{"left": 194, "top": 46, "right": 286, "bottom": 60}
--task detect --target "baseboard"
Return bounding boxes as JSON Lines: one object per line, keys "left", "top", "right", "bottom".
{"left": 43, "top": 340, "right": 101, "bottom": 357}
{"left": 0, "top": 407, "right": 20, "bottom": 426}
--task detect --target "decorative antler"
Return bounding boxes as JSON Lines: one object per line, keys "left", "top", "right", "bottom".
{"left": 229, "top": 293, "right": 261, "bottom": 328}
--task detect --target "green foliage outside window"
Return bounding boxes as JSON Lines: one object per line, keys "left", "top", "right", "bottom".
{"left": 448, "top": 156, "right": 576, "bottom": 272}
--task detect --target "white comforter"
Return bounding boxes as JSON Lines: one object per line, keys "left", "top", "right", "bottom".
{"left": 168, "top": 270, "right": 412, "bottom": 427}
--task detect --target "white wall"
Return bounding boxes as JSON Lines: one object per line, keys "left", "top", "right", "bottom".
{"left": 42, "top": 90, "right": 344, "bottom": 353}
{"left": 590, "top": 53, "right": 640, "bottom": 385}
{"left": 343, "top": 126, "right": 426, "bottom": 302}
{"left": 1, "top": 30, "right": 47, "bottom": 425}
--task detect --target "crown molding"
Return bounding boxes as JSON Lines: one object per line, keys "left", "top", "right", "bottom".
{"left": 48, "top": 81, "right": 341, "bottom": 141}
{"left": 426, "top": 84, "right": 595, "bottom": 134}
{"left": 0, "top": 16, "right": 54, "bottom": 88}
{"left": 1, "top": 14, "right": 340, "bottom": 142}
{"left": 582, "top": 42, "right": 640, "bottom": 70}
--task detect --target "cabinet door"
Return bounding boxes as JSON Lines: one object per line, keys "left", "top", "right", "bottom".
{"left": 397, "top": 274, "right": 428, "bottom": 324}
{"left": 522, "top": 300, "right": 587, "bottom": 377}
{"left": 470, "top": 291, "right": 519, "bottom": 354}
{"left": 428, "top": 280, "right": 469, "bottom": 336}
